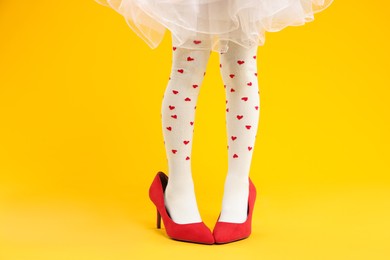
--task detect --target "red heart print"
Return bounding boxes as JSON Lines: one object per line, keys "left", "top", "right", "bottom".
{"left": 172, "top": 149, "right": 177, "bottom": 154}
{"left": 253, "top": 55, "right": 256, "bottom": 59}
{"left": 254, "top": 72, "right": 257, "bottom": 76}
{"left": 229, "top": 74, "right": 235, "bottom": 78}
{"left": 237, "top": 60, "right": 245, "bottom": 65}
{"left": 255, "top": 106, "right": 259, "bottom": 110}
{"left": 171, "top": 115, "right": 177, "bottom": 119}
{"left": 226, "top": 108, "right": 229, "bottom": 112}
{"left": 241, "top": 97, "right": 248, "bottom": 101}
{"left": 247, "top": 82, "right": 252, "bottom": 86}
{"left": 230, "top": 88, "right": 235, "bottom": 92}
{"left": 220, "top": 64, "right": 222, "bottom": 68}
{"left": 187, "top": 56, "right": 194, "bottom": 61}
{"left": 177, "top": 69, "right": 184, "bottom": 73}
{"left": 186, "top": 156, "right": 190, "bottom": 160}
{"left": 166, "top": 126, "right": 172, "bottom": 131}
{"left": 185, "top": 97, "right": 191, "bottom": 101}
{"left": 183, "top": 140, "right": 190, "bottom": 145}
{"left": 248, "top": 146, "right": 252, "bottom": 151}
{"left": 245, "top": 125, "right": 252, "bottom": 129}
{"left": 193, "top": 40, "right": 202, "bottom": 44}
{"left": 169, "top": 105, "right": 175, "bottom": 110}
{"left": 233, "top": 154, "right": 239, "bottom": 158}
{"left": 192, "top": 84, "right": 198, "bottom": 88}
{"left": 172, "top": 90, "right": 179, "bottom": 94}
{"left": 237, "top": 115, "right": 243, "bottom": 120}
{"left": 173, "top": 47, "right": 177, "bottom": 51}
{"left": 231, "top": 136, "right": 237, "bottom": 141}
{"left": 190, "top": 121, "right": 194, "bottom": 125}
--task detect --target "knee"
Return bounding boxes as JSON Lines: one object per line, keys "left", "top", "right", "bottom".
{"left": 219, "top": 60, "right": 257, "bottom": 84}
{"left": 218, "top": 44, "right": 258, "bottom": 81}
{"left": 171, "top": 48, "right": 210, "bottom": 76}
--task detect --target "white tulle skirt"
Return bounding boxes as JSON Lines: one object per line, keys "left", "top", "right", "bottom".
{"left": 95, "top": 0, "right": 334, "bottom": 53}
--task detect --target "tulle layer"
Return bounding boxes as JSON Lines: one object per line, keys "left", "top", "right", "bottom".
{"left": 95, "top": 0, "right": 333, "bottom": 53}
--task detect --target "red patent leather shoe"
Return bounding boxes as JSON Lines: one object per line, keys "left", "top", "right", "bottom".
{"left": 149, "top": 171, "right": 215, "bottom": 245}
{"left": 212, "top": 178, "right": 257, "bottom": 244}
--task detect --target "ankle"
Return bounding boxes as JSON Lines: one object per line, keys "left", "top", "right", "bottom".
{"left": 164, "top": 177, "right": 202, "bottom": 224}
{"left": 218, "top": 174, "right": 250, "bottom": 223}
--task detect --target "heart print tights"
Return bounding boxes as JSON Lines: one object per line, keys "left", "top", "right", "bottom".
{"left": 161, "top": 39, "right": 260, "bottom": 224}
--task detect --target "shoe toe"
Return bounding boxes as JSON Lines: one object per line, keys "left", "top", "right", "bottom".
{"left": 195, "top": 225, "right": 215, "bottom": 244}
{"left": 188, "top": 223, "right": 214, "bottom": 244}
{"left": 169, "top": 222, "right": 215, "bottom": 245}
{"left": 213, "top": 222, "right": 250, "bottom": 244}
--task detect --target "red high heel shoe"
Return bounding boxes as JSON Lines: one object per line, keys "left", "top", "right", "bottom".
{"left": 212, "top": 178, "right": 257, "bottom": 244}
{"left": 149, "top": 171, "right": 215, "bottom": 245}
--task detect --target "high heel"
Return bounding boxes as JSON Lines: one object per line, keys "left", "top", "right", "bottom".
{"left": 212, "top": 178, "right": 257, "bottom": 244}
{"left": 149, "top": 171, "right": 215, "bottom": 244}
{"left": 156, "top": 209, "right": 161, "bottom": 229}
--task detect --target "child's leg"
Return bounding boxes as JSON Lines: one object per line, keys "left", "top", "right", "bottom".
{"left": 218, "top": 41, "right": 260, "bottom": 223}
{"left": 161, "top": 40, "right": 211, "bottom": 224}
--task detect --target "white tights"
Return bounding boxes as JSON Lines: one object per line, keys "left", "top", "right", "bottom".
{"left": 161, "top": 38, "right": 260, "bottom": 224}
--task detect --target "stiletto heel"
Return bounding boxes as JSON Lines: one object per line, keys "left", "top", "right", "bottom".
{"left": 157, "top": 209, "right": 161, "bottom": 229}
{"left": 212, "top": 178, "right": 257, "bottom": 244}
{"left": 149, "top": 171, "right": 215, "bottom": 244}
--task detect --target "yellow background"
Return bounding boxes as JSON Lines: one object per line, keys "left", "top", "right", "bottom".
{"left": 1, "top": 1, "right": 389, "bottom": 259}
